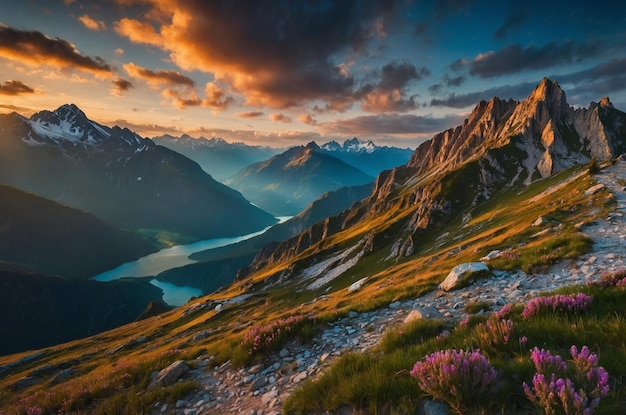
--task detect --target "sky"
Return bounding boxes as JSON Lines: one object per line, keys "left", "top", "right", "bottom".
{"left": 1, "top": 0, "right": 625, "bottom": 149}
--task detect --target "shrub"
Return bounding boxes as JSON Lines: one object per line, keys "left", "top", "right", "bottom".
{"left": 523, "top": 346, "right": 609, "bottom": 415}
{"left": 240, "top": 314, "right": 316, "bottom": 361}
{"left": 591, "top": 270, "right": 626, "bottom": 288}
{"left": 521, "top": 293, "right": 593, "bottom": 319}
{"left": 477, "top": 318, "right": 514, "bottom": 350}
{"left": 410, "top": 349, "right": 497, "bottom": 414}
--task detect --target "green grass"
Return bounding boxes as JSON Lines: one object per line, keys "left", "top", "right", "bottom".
{"left": 284, "top": 278, "right": 626, "bottom": 414}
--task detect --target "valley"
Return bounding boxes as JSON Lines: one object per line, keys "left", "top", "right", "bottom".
{"left": 2, "top": 79, "right": 626, "bottom": 414}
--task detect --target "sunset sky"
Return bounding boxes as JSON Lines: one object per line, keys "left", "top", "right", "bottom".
{"left": 1, "top": 0, "right": 625, "bottom": 148}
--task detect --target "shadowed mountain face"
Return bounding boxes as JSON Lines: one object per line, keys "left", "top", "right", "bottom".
{"left": 237, "top": 79, "right": 626, "bottom": 283}
{"left": 0, "top": 105, "right": 277, "bottom": 242}
{"left": 226, "top": 142, "right": 374, "bottom": 216}
{"left": 152, "top": 134, "right": 281, "bottom": 182}
{"left": 0, "top": 270, "right": 163, "bottom": 355}
{"left": 0, "top": 185, "right": 156, "bottom": 279}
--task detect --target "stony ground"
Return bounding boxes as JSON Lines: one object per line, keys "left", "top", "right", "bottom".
{"left": 157, "top": 161, "right": 626, "bottom": 415}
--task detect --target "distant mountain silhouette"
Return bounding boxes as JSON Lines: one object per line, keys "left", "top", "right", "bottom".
{"left": 152, "top": 134, "right": 281, "bottom": 181}
{"left": 0, "top": 184, "right": 155, "bottom": 278}
{"left": 0, "top": 105, "right": 277, "bottom": 242}
{"left": 226, "top": 142, "right": 373, "bottom": 216}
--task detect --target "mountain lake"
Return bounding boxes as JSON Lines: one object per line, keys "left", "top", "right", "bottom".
{"left": 92, "top": 218, "right": 291, "bottom": 306}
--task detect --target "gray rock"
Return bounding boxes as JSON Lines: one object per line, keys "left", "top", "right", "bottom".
{"left": 404, "top": 306, "right": 442, "bottom": 323}
{"left": 249, "top": 376, "right": 267, "bottom": 392}
{"left": 149, "top": 360, "right": 189, "bottom": 389}
{"left": 52, "top": 368, "right": 74, "bottom": 384}
{"left": 192, "top": 330, "right": 211, "bottom": 342}
{"left": 388, "top": 301, "right": 402, "bottom": 310}
{"left": 261, "top": 390, "right": 279, "bottom": 405}
{"left": 348, "top": 311, "right": 359, "bottom": 319}
{"left": 584, "top": 183, "right": 605, "bottom": 196}
{"left": 439, "top": 262, "right": 490, "bottom": 291}
{"left": 292, "top": 371, "right": 308, "bottom": 383}
{"left": 13, "top": 376, "right": 41, "bottom": 390}
{"left": 424, "top": 399, "right": 449, "bottom": 415}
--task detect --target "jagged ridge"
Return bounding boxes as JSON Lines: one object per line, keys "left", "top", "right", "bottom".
{"left": 239, "top": 79, "right": 626, "bottom": 285}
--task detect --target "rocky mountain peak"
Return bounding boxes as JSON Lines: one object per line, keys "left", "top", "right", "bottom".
{"left": 599, "top": 97, "right": 614, "bottom": 108}
{"left": 305, "top": 141, "right": 321, "bottom": 151}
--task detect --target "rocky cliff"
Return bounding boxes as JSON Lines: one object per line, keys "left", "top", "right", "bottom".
{"left": 238, "top": 79, "right": 626, "bottom": 284}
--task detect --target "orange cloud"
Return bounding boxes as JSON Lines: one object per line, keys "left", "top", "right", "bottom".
{"left": 161, "top": 89, "right": 202, "bottom": 109}
{"left": 114, "top": 18, "right": 162, "bottom": 47}
{"left": 0, "top": 80, "right": 35, "bottom": 96}
{"left": 124, "top": 62, "right": 194, "bottom": 88}
{"left": 203, "top": 82, "right": 234, "bottom": 110}
{"left": 299, "top": 113, "right": 317, "bottom": 125}
{"left": 113, "top": 1, "right": 395, "bottom": 109}
{"left": 270, "top": 113, "right": 292, "bottom": 123}
{"left": 236, "top": 111, "right": 264, "bottom": 118}
{"left": 0, "top": 25, "right": 113, "bottom": 76}
{"left": 78, "top": 14, "right": 106, "bottom": 31}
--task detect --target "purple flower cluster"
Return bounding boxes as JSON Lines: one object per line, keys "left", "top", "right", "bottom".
{"left": 494, "top": 303, "right": 513, "bottom": 319}
{"left": 410, "top": 349, "right": 497, "bottom": 413}
{"left": 521, "top": 293, "right": 593, "bottom": 319}
{"left": 242, "top": 315, "right": 311, "bottom": 355}
{"left": 524, "top": 346, "right": 609, "bottom": 415}
{"left": 477, "top": 318, "right": 514, "bottom": 348}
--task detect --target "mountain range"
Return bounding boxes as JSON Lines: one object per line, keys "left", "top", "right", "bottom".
{"left": 0, "top": 105, "right": 277, "bottom": 243}
{"left": 236, "top": 78, "right": 626, "bottom": 286}
{"left": 225, "top": 142, "right": 375, "bottom": 216}
{"left": 3, "top": 78, "right": 626, "bottom": 412}
{"left": 319, "top": 137, "right": 413, "bottom": 177}
{"left": 152, "top": 134, "right": 281, "bottom": 182}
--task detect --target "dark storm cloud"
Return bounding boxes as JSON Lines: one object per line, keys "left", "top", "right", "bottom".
{"left": 378, "top": 62, "right": 430, "bottom": 91}
{"left": 320, "top": 113, "right": 464, "bottom": 136}
{"left": 124, "top": 63, "right": 195, "bottom": 87}
{"left": 0, "top": 25, "right": 114, "bottom": 74}
{"left": 428, "top": 75, "right": 464, "bottom": 96}
{"left": 116, "top": 0, "right": 398, "bottom": 109}
{"left": 358, "top": 62, "right": 429, "bottom": 113}
{"left": 468, "top": 40, "right": 605, "bottom": 78}
{"left": 430, "top": 81, "right": 537, "bottom": 108}
{"left": 111, "top": 78, "right": 133, "bottom": 96}
{"left": 0, "top": 80, "right": 35, "bottom": 96}
{"left": 493, "top": 4, "right": 529, "bottom": 40}
{"left": 554, "top": 57, "right": 626, "bottom": 104}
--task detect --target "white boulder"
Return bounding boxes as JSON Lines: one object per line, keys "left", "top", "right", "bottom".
{"left": 439, "top": 262, "right": 490, "bottom": 292}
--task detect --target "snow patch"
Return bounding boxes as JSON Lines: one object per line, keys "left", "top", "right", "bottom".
{"left": 297, "top": 243, "right": 364, "bottom": 290}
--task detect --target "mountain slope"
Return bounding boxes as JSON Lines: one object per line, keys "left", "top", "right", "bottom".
{"left": 319, "top": 137, "right": 414, "bottom": 177}
{"left": 225, "top": 142, "right": 373, "bottom": 216}
{"left": 237, "top": 79, "right": 626, "bottom": 285}
{"left": 156, "top": 183, "right": 374, "bottom": 293}
{"left": 152, "top": 134, "right": 281, "bottom": 181}
{"left": 0, "top": 185, "right": 155, "bottom": 278}
{"left": 3, "top": 78, "right": 626, "bottom": 413}
{"left": 0, "top": 105, "right": 277, "bottom": 242}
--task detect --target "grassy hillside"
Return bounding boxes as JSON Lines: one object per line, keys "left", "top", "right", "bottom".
{"left": 0, "top": 160, "right": 617, "bottom": 414}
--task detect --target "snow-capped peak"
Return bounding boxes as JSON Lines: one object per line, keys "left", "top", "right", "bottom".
{"left": 343, "top": 138, "right": 377, "bottom": 153}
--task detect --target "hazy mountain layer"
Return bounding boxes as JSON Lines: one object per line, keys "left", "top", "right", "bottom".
{"left": 226, "top": 142, "right": 373, "bottom": 216}
{"left": 0, "top": 105, "right": 277, "bottom": 242}
{"left": 152, "top": 134, "right": 281, "bottom": 182}
{"left": 0, "top": 185, "right": 155, "bottom": 278}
